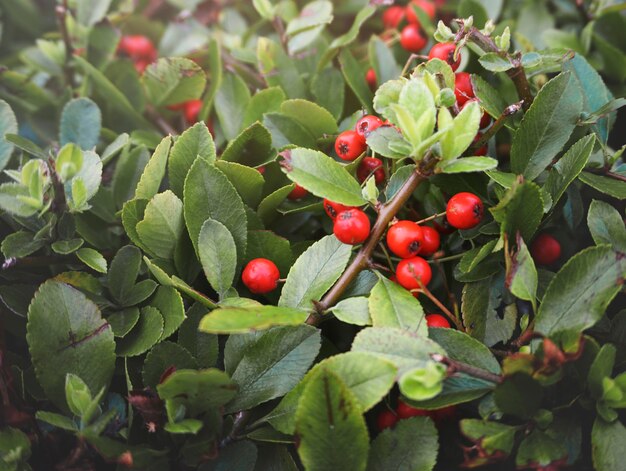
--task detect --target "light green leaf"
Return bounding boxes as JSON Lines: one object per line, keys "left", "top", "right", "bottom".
{"left": 439, "top": 157, "right": 498, "bottom": 174}
{"left": 135, "top": 191, "right": 184, "bottom": 260}
{"left": 369, "top": 277, "right": 427, "bottom": 335}
{"left": 399, "top": 361, "right": 446, "bottom": 401}
{"left": 439, "top": 101, "right": 482, "bottom": 161}
{"left": 216, "top": 73, "right": 252, "bottom": 141}
{"left": 592, "top": 418, "right": 626, "bottom": 471}
{"left": 587, "top": 200, "right": 626, "bottom": 253}
{"left": 257, "top": 38, "right": 306, "bottom": 99}
{"left": 135, "top": 136, "right": 172, "bottom": 200}
{"left": 579, "top": 172, "right": 626, "bottom": 200}
{"left": 76, "top": 248, "right": 107, "bottom": 273}
{"left": 0, "top": 99, "right": 18, "bottom": 171}
{"left": 198, "top": 219, "right": 237, "bottom": 298}
{"left": 199, "top": 306, "right": 309, "bottom": 334}
{"left": 216, "top": 161, "right": 265, "bottom": 208}
{"left": 508, "top": 236, "right": 538, "bottom": 310}
{"left": 331, "top": 296, "right": 371, "bottom": 326}
{"left": 142, "top": 57, "right": 206, "bottom": 107}
{"left": 478, "top": 52, "right": 513, "bottom": 72}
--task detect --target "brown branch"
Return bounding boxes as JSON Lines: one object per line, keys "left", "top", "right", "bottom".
{"left": 56, "top": 1, "right": 76, "bottom": 89}
{"left": 467, "top": 100, "right": 524, "bottom": 154}
{"left": 305, "top": 155, "right": 438, "bottom": 325}
{"left": 220, "top": 410, "right": 250, "bottom": 448}
{"left": 586, "top": 167, "right": 626, "bottom": 183}
{"left": 432, "top": 353, "right": 503, "bottom": 384}
{"left": 48, "top": 157, "right": 67, "bottom": 213}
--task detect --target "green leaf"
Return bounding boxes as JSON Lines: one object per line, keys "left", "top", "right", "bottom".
{"left": 27, "top": 281, "right": 115, "bottom": 412}
{"left": 76, "top": 0, "right": 112, "bottom": 26}
{"left": 226, "top": 325, "right": 321, "bottom": 412}
{"left": 366, "top": 126, "right": 410, "bottom": 159}
{"left": 478, "top": 52, "right": 513, "bottom": 72}
{"left": 369, "top": 277, "right": 427, "bottom": 334}
{"left": 460, "top": 419, "right": 518, "bottom": 459}
{"left": 495, "top": 374, "right": 543, "bottom": 419}
{"left": 200, "top": 306, "right": 308, "bottom": 334}
{"left": 242, "top": 87, "right": 286, "bottom": 127}
{"left": 65, "top": 373, "right": 94, "bottom": 418}
{"left": 535, "top": 246, "right": 626, "bottom": 344}
{"left": 1, "top": 231, "right": 45, "bottom": 258}
{"left": 108, "top": 245, "right": 141, "bottom": 305}
{"left": 263, "top": 112, "right": 316, "bottom": 149}
{"left": 490, "top": 179, "right": 544, "bottom": 240}
{"left": 311, "top": 68, "right": 345, "bottom": 120}
{"left": 215, "top": 73, "right": 252, "bottom": 141}
{"left": 116, "top": 306, "right": 164, "bottom": 357}
{"left": 150, "top": 285, "right": 185, "bottom": 340}
{"left": 167, "top": 122, "right": 216, "bottom": 198}
{"left": 107, "top": 308, "right": 140, "bottom": 338}
{"left": 339, "top": 49, "right": 374, "bottom": 113}
{"left": 579, "top": 172, "right": 626, "bottom": 200}
{"left": 135, "top": 191, "right": 184, "bottom": 260}
{"left": 76, "top": 248, "right": 108, "bottom": 273}
{"left": 198, "top": 219, "right": 237, "bottom": 298}
{"left": 588, "top": 344, "right": 616, "bottom": 399}
{"left": 544, "top": 134, "right": 595, "bottom": 207}
{"left": 321, "top": 6, "right": 376, "bottom": 69}
{"left": 510, "top": 72, "right": 583, "bottom": 180}
{"left": 399, "top": 361, "right": 447, "bottom": 401}
{"left": 369, "top": 35, "right": 401, "bottom": 86}
{"left": 142, "top": 341, "right": 197, "bottom": 389}
{"left": 508, "top": 236, "right": 538, "bottom": 310}
{"left": 280, "top": 99, "right": 338, "bottom": 138}
{"left": 395, "top": 79, "right": 436, "bottom": 150}
{"left": 295, "top": 370, "right": 369, "bottom": 471}
{"left": 279, "top": 235, "right": 352, "bottom": 311}
{"left": 367, "top": 417, "right": 437, "bottom": 471}
{"left": 184, "top": 159, "right": 247, "bottom": 267}
{"left": 36, "top": 411, "right": 78, "bottom": 431}
{"left": 51, "top": 238, "right": 84, "bottom": 255}
{"left": 439, "top": 157, "right": 498, "bottom": 174}
{"left": 257, "top": 184, "right": 294, "bottom": 225}
{"left": 142, "top": 57, "right": 206, "bottom": 107}
{"left": 178, "top": 303, "right": 219, "bottom": 368}
{"left": 60, "top": 97, "right": 102, "bottom": 150}
{"left": 439, "top": 101, "right": 482, "bottom": 161}
{"left": 245, "top": 230, "right": 292, "bottom": 277}
{"left": 216, "top": 161, "right": 265, "bottom": 208}
{"left": 471, "top": 75, "right": 514, "bottom": 129}
{"left": 220, "top": 122, "right": 275, "bottom": 168}
{"left": 330, "top": 296, "right": 371, "bottom": 326}
{"left": 135, "top": 136, "right": 172, "bottom": 200}
{"left": 164, "top": 418, "right": 203, "bottom": 435}
{"left": 587, "top": 200, "right": 626, "bottom": 253}
{"left": 515, "top": 428, "right": 568, "bottom": 468}
{"left": 281, "top": 148, "right": 366, "bottom": 206}
{"left": 257, "top": 38, "right": 306, "bottom": 99}
{"left": 0, "top": 100, "right": 18, "bottom": 171}
{"left": 592, "top": 418, "right": 626, "bottom": 471}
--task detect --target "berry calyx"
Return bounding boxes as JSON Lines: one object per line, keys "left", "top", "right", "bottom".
{"left": 335, "top": 130, "right": 367, "bottom": 161}
{"left": 420, "top": 226, "right": 441, "bottom": 256}
{"left": 396, "top": 400, "right": 429, "bottom": 419}
{"left": 287, "top": 184, "right": 308, "bottom": 200}
{"left": 400, "top": 24, "right": 428, "bottom": 53}
{"left": 365, "top": 68, "right": 377, "bottom": 90}
{"left": 333, "top": 209, "right": 371, "bottom": 245}
{"left": 356, "top": 115, "right": 383, "bottom": 137}
{"left": 446, "top": 192, "right": 484, "bottom": 230}
{"left": 383, "top": 5, "right": 406, "bottom": 29}
{"left": 377, "top": 409, "right": 398, "bottom": 431}
{"left": 357, "top": 157, "right": 385, "bottom": 185}
{"left": 242, "top": 258, "right": 280, "bottom": 294}
{"left": 531, "top": 234, "right": 561, "bottom": 265}
{"left": 406, "top": 0, "right": 436, "bottom": 25}
{"left": 428, "top": 42, "right": 460, "bottom": 71}
{"left": 454, "top": 72, "right": 475, "bottom": 106}
{"left": 183, "top": 99, "right": 203, "bottom": 123}
{"left": 426, "top": 314, "right": 451, "bottom": 328}
{"left": 396, "top": 256, "right": 432, "bottom": 291}
{"left": 386, "top": 221, "right": 425, "bottom": 258}
{"left": 323, "top": 199, "right": 352, "bottom": 220}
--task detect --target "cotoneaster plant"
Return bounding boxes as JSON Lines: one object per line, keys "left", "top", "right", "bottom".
{"left": 0, "top": 0, "right": 625, "bottom": 470}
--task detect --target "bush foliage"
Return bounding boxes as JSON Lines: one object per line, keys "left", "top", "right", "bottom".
{"left": 0, "top": 0, "right": 625, "bottom": 470}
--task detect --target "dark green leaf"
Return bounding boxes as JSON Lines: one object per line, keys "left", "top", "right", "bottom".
{"left": 220, "top": 122, "right": 275, "bottom": 168}
{"left": 369, "top": 277, "right": 427, "bottom": 334}
{"left": 587, "top": 200, "right": 626, "bottom": 253}
{"left": 142, "top": 341, "right": 197, "bottom": 389}
{"left": 215, "top": 73, "right": 252, "bottom": 141}
{"left": 339, "top": 49, "right": 374, "bottom": 113}
{"left": 490, "top": 179, "right": 544, "bottom": 240}
{"left": 116, "top": 306, "right": 164, "bottom": 357}
{"left": 579, "top": 172, "right": 626, "bottom": 200}
{"left": 198, "top": 219, "right": 237, "bottom": 298}
{"left": 142, "top": 57, "right": 206, "bottom": 107}
{"left": 592, "top": 418, "right": 626, "bottom": 471}
{"left": 135, "top": 136, "right": 172, "bottom": 200}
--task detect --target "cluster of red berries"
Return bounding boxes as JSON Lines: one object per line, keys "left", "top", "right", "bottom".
{"left": 324, "top": 200, "right": 371, "bottom": 245}
{"left": 117, "top": 35, "right": 157, "bottom": 73}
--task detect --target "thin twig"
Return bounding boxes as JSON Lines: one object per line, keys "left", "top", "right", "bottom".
{"left": 416, "top": 281, "right": 462, "bottom": 330}
{"left": 586, "top": 167, "right": 626, "bottom": 183}
{"left": 145, "top": 105, "right": 177, "bottom": 136}
{"left": 432, "top": 353, "right": 503, "bottom": 384}
{"left": 56, "top": 2, "right": 75, "bottom": 89}
{"left": 467, "top": 100, "right": 524, "bottom": 154}
{"left": 220, "top": 410, "right": 250, "bottom": 448}
{"left": 415, "top": 211, "right": 446, "bottom": 225}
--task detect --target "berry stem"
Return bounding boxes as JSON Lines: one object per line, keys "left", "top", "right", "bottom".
{"left": 306, "top": 154, "right": 437, "bottom": 324}
{"left": 432, "top": 353, "right": 503, "bottom": 384}
{"left": 416, "top": 280, "right": 462, "bottom": 330}
{"left": 428, "top": 252, "right": 464, "bottom": 264}
{"left": 415, "top": 211, "right": 447, "bottom": 225}
{"left": 467, "top": 100, "right": 524, "bottom": 154}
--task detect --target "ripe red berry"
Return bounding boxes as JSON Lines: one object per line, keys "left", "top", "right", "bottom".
{"left": 335, "top": 130, "right": 367, "bottom": 161}
{"left": 242, "top": 258, "right": 280, "bottom": 294}
{"left": 432, "top": 405, "right": 456, "bottom": 422}
{"left": 420, "top": 226, "right": 441, "bottom": 256}
{"left": 288, "top": 184, "right": 308, "bottom": 200}
{"left": 183, "top": 99, "right": 203, "bottom": 123}
{"left": 357, "top": 157, "right": 385, "bottom": 185}
{"left": 323, "top": 199, "right": 352, "bottom": 220}
{"left": 333, "top": 209, "right": 370, "bottom": 245}
{"left": 397, "top": 400, "right": 430, "bottom": 419}
{"left": 383, "top": 5, "right": 406, "bottom": 29}
{"left": 530, "top": 234, "right": 561, "bottom": 265}
{"left": 472, "top": 133, "right": 488, "bottom": 156}
{"left": 454, "top": 72, "right": 475, "bottom": 106}
{"left": 256, "top": 166, "right": 266, "bottom": 175}
{"left": 365, "top": 68, "right": 377, "bottom": 90}
{"left": 396, "top": 256, "right": 432, "bottom": 291}
{"left": 428, "top": 42, "right": 460, "bottom": 71}
{"left": 118, "top": 35, "right": 157, "bottom": 60}
{"left": 356, "top": 115, "right": 383, "bottom": 137}
{"left": 406, "top": 0, "right": 436, "bottom": 25}
{"left": 446, "top": 192, "right": 484, "bottom": 230}
{"left": 386, "top": 221, "right": 425, "bottom": 259}
{"left": 426, "top": 314, "right": 451, "bottom": 328}
{"left": 134, "top": 59, "right": 151, "bottom": 74}
{"left": 400, "top": 24, "right": 428, "bottom": 53}
{"left": 377, "top": 409, "right": 398, "bottom": 431}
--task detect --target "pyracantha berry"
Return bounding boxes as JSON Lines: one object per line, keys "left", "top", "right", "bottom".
{"left": 323, "top": 199, "right": 352, "bottom": 220}
{"left": 241, "top": 258, "right": 280, "bottom": 294}
{"left": 183, "top": 99, "right": 203, "bottom": 123}
{"left": 446, "top": 192, "right": 484, "bottom": 230}
{"left": 287, "top": 184, "right": 308, "bottom": 200}
{"left": 420, "top": 226, "right": 441, "bottom": 256}
{"left": 377, "top": 409, "right": 398, "bottom": 431}
{"left": 396, "top": 256, "right": 432, "bottom": 290}
{"left": 383, "top": 5, "right": 406, "bottom": 28}
{"left": 454, "top": 72, "right": 475, "bottom": 106}
{"left": 357, "top": 157, "right": 386, "bottom": 184}
{"left": 118, "top": 35, "right": 157, "bottom": 60}
{"left": 386, "top": 220, "right": 425, "bottom": 258}
{"left": 356, "top": 115, "right": 383, "bottom": 137}
{"left": 406, "top": 0, "right": 436, "bottom": 25}
{"left": 366, "top": 68, "right": 377, "bottom": 90}
{"left": 530, "top": 234, "right": 561, "bottom": 265}
{"left": 429, "top": 42, "right": 460, "bottom": 71}
{"left": 335, "top": 130, "right": 367, "bottom": 161}
{"left": 396, "top": 400, "right": 430, "bottom": 419}
{"left": 400, "top": 24, "right": 428, "bottom": 53}
{"left": 333, "top": 209, "right": 371, "bottom": 245}
{"left": 426, "top": 313, "right": 451, "bottom": 328}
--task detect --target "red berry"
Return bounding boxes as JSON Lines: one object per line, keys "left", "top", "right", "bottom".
{"left": 433, "top": 219, "right": 455, "bottom": 235}
{"left": 242, "top": 258, "right": 280, "bottom": 294}
{"left": 365, "top": 68, "right": 377, "bottom": 90}
{"left": 400, "top": 24, "right": 428, "bottom": 53}
{"left": 432, "top": 405, "right": 456, "bottom": 422}
{"left": 333, "top": 209, "right": 370, "bottom": 245}
{"left": 454, "top": 72, "right": 475, "bottom": 106}
{"left": 386, "top": 221, "right": 425, "bottom": 259}
{"left": 356, "top": 115, "right": 383, "bottom": 137}
{"left": 335, "top": 130, "right": 367, "bottom": 161}
{"left": 323, "top": 199, "right": 352, "bottom": 220}
{"left": 183, "top": 99, "right": 203, "bottom": 123}
{"left": 396, "top": 256, "right": 432, "bottom": 291}
{"left": 357, "top": 157, "right": 385, "bottom": 185}
{"left": 446, "top": 192, "right": 484, "bottom": 230}
{"left": 530, "top": 234, "right": 561, "bottom": 266}
{"left": 420, "top": 226, "right": 441, "bottom": 256}
{"left": 288, "top": 184, "right": 308, "bottom": 200}
{"left": 406, "top": 0, "right": 436, "bottom": 25}
{"left": 256, "top": 166, "right": 266, "bottom": 175}
{"left": 383, "top": 5, "right": 406, "bottom": 29}
{"left": 118, "top": 35, "right": 157, "bottom": 60}
{"left": 397, "top": 400, "right": 430, "bottom": 419}
{"left": 472, "top": 133, "right": 488, "bottom": 156}
{"left": 426, "top": 314, "right": 451, "bottom": 328}
{"left": 377, "top": 409, "right": 398, "bottom": 431}
{"left": 428, "top": 42, "right": 460, "bottom": 71}
{"left": 134, "top": 59, "right": 151, "bottom": 74}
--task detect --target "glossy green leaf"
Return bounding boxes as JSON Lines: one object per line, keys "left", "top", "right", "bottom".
{"left": 587, "top": 200, "right": 626, "bottom": 253}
